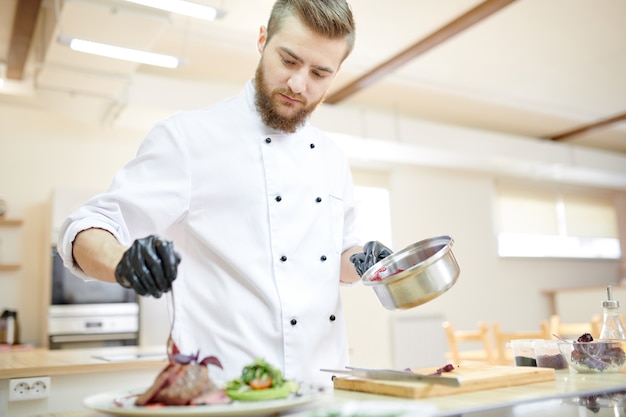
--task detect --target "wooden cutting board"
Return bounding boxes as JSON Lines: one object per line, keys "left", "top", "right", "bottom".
{"left": 332, "top": 364, "right": 555, "bottom": 399}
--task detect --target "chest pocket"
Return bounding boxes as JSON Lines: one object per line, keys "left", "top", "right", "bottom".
{"left": 329, "top": 194, "right": 344, "bottom": 254}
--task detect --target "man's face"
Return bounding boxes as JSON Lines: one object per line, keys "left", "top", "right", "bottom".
{"left": 254, "top": 14, "right": 349, "bottom": 133}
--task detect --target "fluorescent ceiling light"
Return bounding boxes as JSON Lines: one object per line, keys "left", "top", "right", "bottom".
{"left": 58, "top": 36, "right": 182, "bottom": 69}
{"left": 124, "top": 0, "right": 225, "bottom": 21}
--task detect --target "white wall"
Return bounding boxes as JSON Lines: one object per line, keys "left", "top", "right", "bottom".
{"left": 0, "top": 100, "right": 624, "bottom": 371}
{"left": 0, "top": 103, "right": 142, "bottom": 345}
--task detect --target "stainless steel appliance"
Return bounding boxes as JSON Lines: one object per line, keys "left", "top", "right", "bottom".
{"left": 48, "top": 247, "right": 139, "bottom": 349}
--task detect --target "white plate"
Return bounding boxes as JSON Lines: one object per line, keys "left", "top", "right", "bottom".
{"left": 83, "top": 387, "right": 323, "bottom": 417}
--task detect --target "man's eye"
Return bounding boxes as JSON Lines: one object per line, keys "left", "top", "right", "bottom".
{"left": 281, "top": 57, "right": 295, "bottom": 66}
{"left": 312, "top": 71, "right": 327, "bottom": 79}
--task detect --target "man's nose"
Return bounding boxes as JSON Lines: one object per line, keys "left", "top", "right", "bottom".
{"left": 287, "top": 72, "right": 306, "bottom": 94}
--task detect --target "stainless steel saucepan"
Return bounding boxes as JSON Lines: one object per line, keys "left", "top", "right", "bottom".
{"left": 361, "top": 235, "right": 459, "bottom": 310}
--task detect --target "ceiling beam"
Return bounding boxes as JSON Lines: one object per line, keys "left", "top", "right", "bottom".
{"left": 546, "top": 111, "right": 626, "bottom": 141}
{"left": 7, "top": 0, "right": 43, "bottom": 80}
{"left": 325, "top": 0, "right": 517, "bottom": 104}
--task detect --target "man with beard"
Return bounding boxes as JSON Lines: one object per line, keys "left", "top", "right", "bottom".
{"left": 58, "top": 0, "right": 391, "bottom": 387}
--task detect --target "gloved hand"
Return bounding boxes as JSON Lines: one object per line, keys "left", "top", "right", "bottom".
{"left": 115, "top": 235, "right": 181, "bottom": 298}
{"left": 350, "top": 241, "right": 393, "bottom": 277}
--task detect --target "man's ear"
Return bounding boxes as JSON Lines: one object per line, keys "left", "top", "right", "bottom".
{"left": 257, "top": 26, "right": 268, "bottom": 54}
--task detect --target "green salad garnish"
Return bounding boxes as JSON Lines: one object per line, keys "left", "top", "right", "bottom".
{"left": 225, "top": 358, "right": 298, "bottom": 401}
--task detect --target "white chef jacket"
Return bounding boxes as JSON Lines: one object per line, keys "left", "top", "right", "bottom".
{"left": 58, "top": 79, "right": 361, "bottom": 387}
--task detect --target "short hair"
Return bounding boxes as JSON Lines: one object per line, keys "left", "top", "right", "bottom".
{"left": 266, "top": 0, "right": 356, "bottom": 61}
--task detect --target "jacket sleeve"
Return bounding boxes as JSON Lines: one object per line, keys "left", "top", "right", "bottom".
{"left": 57, "top": 117, "right": 191, "bottom": 278}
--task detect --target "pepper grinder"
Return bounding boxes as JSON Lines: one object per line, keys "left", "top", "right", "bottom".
{"left": 600, "top": 285, "right": 626, "bottom": 340}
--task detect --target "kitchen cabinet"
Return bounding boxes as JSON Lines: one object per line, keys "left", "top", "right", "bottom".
{"left": 0, "top": 218, "right": 22, "bottom": 272}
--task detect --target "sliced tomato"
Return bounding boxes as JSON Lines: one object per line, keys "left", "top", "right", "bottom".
{"left": 248, "top": 378, "right": 272, "bottom": 390}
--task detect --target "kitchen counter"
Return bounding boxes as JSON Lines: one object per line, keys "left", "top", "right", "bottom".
{"left": 0, "top": 345, "right": 167, "bottom": 379}
{"left": 4, "top": 346, "right": 626, "bottom": 417}
{"left": 19, "top": 370, "right": 626, "bottom": 417}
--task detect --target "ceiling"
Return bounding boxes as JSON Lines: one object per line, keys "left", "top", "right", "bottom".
{"left": 1, "top": 0, "right": 626, "bottom": 156}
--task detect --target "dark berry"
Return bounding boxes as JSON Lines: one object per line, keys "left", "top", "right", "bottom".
{"left": 431, "top": 363, "right": 456, "bottom": 375}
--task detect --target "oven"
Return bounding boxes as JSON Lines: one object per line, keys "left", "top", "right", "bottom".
{"left": 48, "top": 247, "right": 139, "bottom": 349}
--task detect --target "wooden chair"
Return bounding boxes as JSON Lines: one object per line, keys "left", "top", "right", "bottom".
{"left": 491, "top": 321, "right": 551, "bottom": 365}
{"left": 442, "top": 321, "right": 496, "bottom": 365}
{"left": 549, "top": 314, "right": 600, "bottom": 340}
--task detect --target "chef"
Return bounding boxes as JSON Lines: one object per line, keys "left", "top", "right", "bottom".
{"left": 58, "top": 0, "right": 390, "bottom": 387}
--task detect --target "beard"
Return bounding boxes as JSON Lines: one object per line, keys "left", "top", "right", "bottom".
{"left": 254, "top": 63, "right": 322, "bottom": 133}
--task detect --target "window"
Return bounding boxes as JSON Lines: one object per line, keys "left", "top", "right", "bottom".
{"left": 351, "top": 169, "right": 393, "bottom": 247}
{"left": 495, "top": 184, "right": 621, "bottom": 259}
{"left": 353, "top": 185, "right": 393, "bottom": 247}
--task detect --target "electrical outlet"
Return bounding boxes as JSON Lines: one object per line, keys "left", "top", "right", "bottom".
{"left": 9, "top": 377, "right": 51, "bottom": 401}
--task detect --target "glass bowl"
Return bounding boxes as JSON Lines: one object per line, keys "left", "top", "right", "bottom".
{"left": 558, "top": 340, "right": 626, "bottom": 373}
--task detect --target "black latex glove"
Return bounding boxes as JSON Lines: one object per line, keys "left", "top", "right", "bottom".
{"left": 115, "top": 235, "right": 181, "bottom": 298}
{"left": 350, "top": 241, "right": 393, "bottom": 277}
